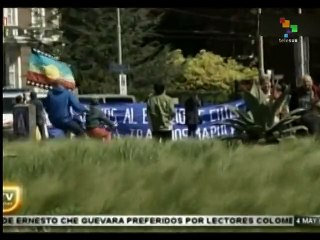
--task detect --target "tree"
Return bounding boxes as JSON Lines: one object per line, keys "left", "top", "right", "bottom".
{"left": 43, "top": 8, "right": 167, "bottom": 93}
{"left": 167, "top": 49, "right": 258, "bottom": 93}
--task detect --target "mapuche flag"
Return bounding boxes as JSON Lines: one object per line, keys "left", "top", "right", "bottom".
{"left": 26, "top": 49, "right": 76, "bottom": 90}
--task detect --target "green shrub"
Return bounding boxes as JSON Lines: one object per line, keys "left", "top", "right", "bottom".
{"left": 218, "top": 91, "right": 308, "bottom": 144}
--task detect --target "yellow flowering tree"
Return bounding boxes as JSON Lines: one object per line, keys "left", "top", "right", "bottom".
{"left": 167, "top": 49, "right": 258, "bottom": 93}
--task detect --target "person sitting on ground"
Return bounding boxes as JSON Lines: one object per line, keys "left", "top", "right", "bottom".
{"left": 147, "top": 83, "right": 175, "bottom": 142}
{"left": 296, "top": 75, "right": 320, "bottom": 111}
{"left": 29, "top": 91, "right": 47, "bottom": 140}
{"left": 43, "top": 82, "right": 88, "bottom": 137}
{"left": 86, "top": 98, "right": 116, "bottom": 142}
{"left": 184, "top": 92, "right": 201, "bottom": 138}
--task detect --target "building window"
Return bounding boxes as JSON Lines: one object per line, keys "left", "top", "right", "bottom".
{"left": 3, "top": 16, "right": 7, "bottom": 26}
{"left": 31, "top": 8, "right": 46, "bottom": 27}
{"left": 4, "top": 8, "right": 18, "bottom": 26}
{"left": 8, "top": 62, "right": 16, "bottom": 87}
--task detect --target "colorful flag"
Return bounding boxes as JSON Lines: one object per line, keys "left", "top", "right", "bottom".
{"left": 26, "top": 49, "right": 76, "bottom": 90}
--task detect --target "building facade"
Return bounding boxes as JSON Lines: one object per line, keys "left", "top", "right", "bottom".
{"left": 3, "top": 8, "right": 61, "bottom": 88}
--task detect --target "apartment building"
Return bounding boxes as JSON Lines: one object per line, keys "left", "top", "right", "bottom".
{"left": 3, "top": 8, "right": 61, "bottom": 88}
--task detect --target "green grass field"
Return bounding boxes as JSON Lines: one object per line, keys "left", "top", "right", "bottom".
{"left": 3, "top": 137, "right": 320, "bottom": 232}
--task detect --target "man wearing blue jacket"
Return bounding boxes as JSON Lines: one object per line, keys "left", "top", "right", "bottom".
{"left": 44, "top": 83, "right": 88, "bottom": 137}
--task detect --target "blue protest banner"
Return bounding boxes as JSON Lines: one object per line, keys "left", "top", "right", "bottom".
{"left": 47, "top": 100, "right": 245, "bottom": 140}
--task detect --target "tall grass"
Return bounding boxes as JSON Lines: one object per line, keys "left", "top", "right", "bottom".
{"left": 3, "top": 138, "right": 320, "bottom": 232}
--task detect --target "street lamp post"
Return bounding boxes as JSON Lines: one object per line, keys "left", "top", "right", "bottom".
{"left": 116, "top": 8, "right": 127, "bottom": 95}
{"left": 117, "top": 8, "right": 122, "bottom": 68}
{"left": 294, "top": 8, "right": 311, "bottom": 87}
{"left": 297, "top": 8, "right": 305, "bottom": 86}
{"left": 257, "top": 8, "right": 265, "bottom": 79}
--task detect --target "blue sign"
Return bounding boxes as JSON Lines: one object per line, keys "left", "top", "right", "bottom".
{"left": 48, "top": 100, "right": 245, "bottom": 140}
{"left": 108, "top": 63, "right": 130, "bottom": 73}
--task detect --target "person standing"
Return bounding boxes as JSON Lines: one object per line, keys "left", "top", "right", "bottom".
{"left": 44, "top": 82, "right": 88, "bottom": 137}
{"left": 29, "top": 91, "right": 47, "bottom": 140}
{"left": 184, "top": 92, "right": 201, "bottom": 138}
{"left": 259, "top": 76, "right": 272, "bottom": 103}
{"left": 15, "top": 95, "right": 23, "bottom": 105}
{"left": 296, "top": 75, "right": 320, "bottom": 110}
{"left": 271, "top": 84, "right": 290, "bottom": 123}
{"left": 147, "top": 83, "right": 175, "bottom": 142}
{"left": 12, "top": 95, "right": 25, "bottom": 138}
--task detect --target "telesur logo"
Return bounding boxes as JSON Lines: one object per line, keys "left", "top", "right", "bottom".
{"left": 3, "top": 183, "right": 23, "bottom": 214}
{"left": 279, "top": 18, "right": 299, "bottom": 43}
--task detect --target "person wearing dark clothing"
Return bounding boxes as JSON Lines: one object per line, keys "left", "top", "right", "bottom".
{"left": 43, "top": 83, "right": 88, "bottom": 137}
{"left": 86, "top": 98, "right": 116, "bottom": 142}
{"left": 296, "top": 75, "right": 320, "bottom": 110}
{"left": 15, "top": 95, "right": 23, "bottom": 105}
{"left": 184, "top": 93, "right": 201, "bottom": 138}
{"left": 147, "top": 83, "right": 175, "bottom": 142}
{"left": 12, "top": 95, "right": 25, "bottom": 138}
{"left": 271, "top": 84, "right": 290, "bottom": 122}
{"left": 301, "top": 101, "right": 320, "bottom": 135}
{"left": 29, "top": 91, "right": 47, "bottom": 140}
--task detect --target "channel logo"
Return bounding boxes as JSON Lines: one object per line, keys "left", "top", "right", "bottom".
{"left": 3, "top": 183, "right": 23, "bottom": 214}
{"left": 280, "top": 18, "right": 298, "bottom": 38}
